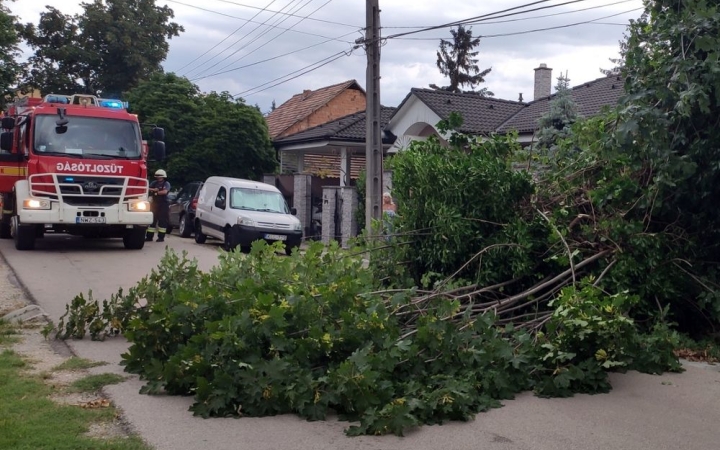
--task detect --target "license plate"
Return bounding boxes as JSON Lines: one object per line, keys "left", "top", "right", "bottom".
{"left": 264, "top": 233, "right": 287, "bottom": 241}
{"left": 76, "top": 217, "right": 106, "bottom": 224}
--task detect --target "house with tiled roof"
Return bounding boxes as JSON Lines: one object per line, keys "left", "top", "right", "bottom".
{"left": 386, "top": 89, "right": 525, "bottom": 150}
{"left": 265, "top": 79, "right": 369, "bottom": 178}
{"left": 266, "top": 79, "right": 366, "bottom": 140}
{"left": 274, "top": 106, "right": 396, "bottom": 181}
{"left": 386, "top": 64, "right": 625, "bottom": 150}
{"left": 496, "top": 73, "right": 624, "bottom": 138}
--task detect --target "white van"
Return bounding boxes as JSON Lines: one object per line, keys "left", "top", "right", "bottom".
{"left": 194, "top": 177, "right": 302, "bottom": 253}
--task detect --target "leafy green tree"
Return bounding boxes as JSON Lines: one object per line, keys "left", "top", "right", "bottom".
{"left": 611, "top": 0, "right": 720, "bottom": 329}
{"left": 126, "top": 75, "right": 276, "bottom": 185}
{"left": 18, "top": 7, "right": 85, "bottom": 94}
{"left": 534, "top": 74, "right": 580, "bottom": 155}
{"left": 125, "top": 72, "right": 201, "bottom": 158}
{"left": 0, "top": 0, "right": 26, "bottom": 104}
{"left": 19, "top": 0, "right": 183, "bottom": 96}
{"left": 168, "top": 92, "right": 277, "bottom": 186}
{"left": 431, "top": 25, "right": 492, "bottom": 95}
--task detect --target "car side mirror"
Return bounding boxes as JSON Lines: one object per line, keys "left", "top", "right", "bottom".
{"left": 1, "top": 117, "right": 15, "bottom": 129}
{"left": 152, "top": 127, "right": 165, "bottom": 141}
{"left": 152, "top": 141, "right": 165, "bottom": 161}
{"left": 290, "top": 207, "right": 297, "bottom": 216}
{"left": 0, "top": 132, "right": 13, "bottom": 151}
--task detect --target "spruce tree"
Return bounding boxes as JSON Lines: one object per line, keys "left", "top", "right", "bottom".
{"left": 432, "top": 25, "right": 492, "bottom": 95}
{"left": 534, "top": 73, "right": 580, "bottom": 155}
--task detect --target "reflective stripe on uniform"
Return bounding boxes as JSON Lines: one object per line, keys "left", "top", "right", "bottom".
{"left": 147, "top": 227, "right": 157, "bottom": 233}
{"left": 157, "top": 227, "right": 167, "bottom": 233}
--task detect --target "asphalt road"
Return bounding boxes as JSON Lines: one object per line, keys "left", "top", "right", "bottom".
{"left": 1, "top": 232, "right": 720, "bottom": 450}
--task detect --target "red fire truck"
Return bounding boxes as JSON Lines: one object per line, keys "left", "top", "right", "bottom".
{"left": 0, "top": 94, "right": 166, "bottom": 250}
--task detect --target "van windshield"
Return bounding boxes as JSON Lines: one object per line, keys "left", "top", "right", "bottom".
{"left": 230, "top": 188, "right": 289, "bottom": 214}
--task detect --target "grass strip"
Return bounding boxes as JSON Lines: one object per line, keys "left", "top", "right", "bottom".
{"left": 0, "top": 349, "right": 149, "bottom": 450}
{"left": 70, "top": 373, "right": 127, "bottom": 393}
{"left": 54, "top": 357, "right": 108, "bottom": 371}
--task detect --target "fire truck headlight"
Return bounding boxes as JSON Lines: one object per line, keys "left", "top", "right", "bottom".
{"left": 23, "top": 199, "right": 51, "bottom": 210}
{"left": 128, "top": 200, "right": 150, "bottom": 212}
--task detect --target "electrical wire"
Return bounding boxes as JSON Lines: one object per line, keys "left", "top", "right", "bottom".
{"left": 233, "top": 48, "right": 355, "bottom": 98}
{"left": 175, "top": 0, "right": 280, "bottom": 75}
{"left": 384, "top": 0, "right": 576, "bottom": 39}
{"left": 190, "top": 0, "right": 634, "bottom": 101}
{"left": 200, "top": 0, "right": 338, "bottom": 79}
{"left": 391, "top": 7, "right": 640, "bottom": 41}
{"left": 479, "top": 8, "right": 640, "bottom": 37}
{"left": 210, "top": 0, "right": 359, "bottom": 27}
{"left": 188, "top": 0, "right": 310, "bottom": 78}
{"left": 190, "top": 29, "right": 359, "bottom": 81}
{"left": 165, "top": 0, "right": 354, "bottom": 44}
{"left": 383, "top": 0, "right": 637, "bottom": 29}
{"left": 462, "top": 0, "right": 639, "bottom": 26}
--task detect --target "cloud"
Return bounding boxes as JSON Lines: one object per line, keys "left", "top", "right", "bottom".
{"left": 11, "top": 0, "right": 643, "bottom": 111}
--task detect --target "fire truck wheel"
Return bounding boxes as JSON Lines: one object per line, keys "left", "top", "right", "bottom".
{"left": 12, "top": 220, "right": 36, "bottom": 251}
{"left": 123, "top": 227, "right": 146, "bottom": 250}
{"left": 0, "top": 222, "right": 11, "bottom": 239}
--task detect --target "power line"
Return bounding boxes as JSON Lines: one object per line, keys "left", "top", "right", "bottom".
{"left": 190, "top": 30, "right": 359, "bottom": 81}
{"left": 391, "top": 7, "right": 641, "bottom": 41}
{"left": 165, "top": 0, "right": 354, "bottom": 44}
{"left": 233, "top": 48, "right": 355, "bottom": 98}
{"left": 188, "top": 0, "right": 310, "bottom": 78}
{"left": 210, "top": 0, "right": 360, "bottom": 27}
{"left": 445, "top": 0, "right": 638, "bottom": 27}
{"left": 479, "top": 7, "right": 640, "bottom": 37}
{"left": 384, "top": 0, "right": 573, "bottom": 39}
{"left": 175, "top": 0, "right": 280, "bottom": 75}
{"left": 383, "top": 0, "right": 636, "bottom": 29}
{"left": 200, "top": 0, "right": 338, "bottom": 79}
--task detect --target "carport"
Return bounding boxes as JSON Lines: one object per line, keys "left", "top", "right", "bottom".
{"left": 269, "top": 107, "right": 396, "bottom": 246}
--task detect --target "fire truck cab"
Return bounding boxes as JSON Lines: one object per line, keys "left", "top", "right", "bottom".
{"left": 0, "top": 93, "right": 166, "bottom": 250}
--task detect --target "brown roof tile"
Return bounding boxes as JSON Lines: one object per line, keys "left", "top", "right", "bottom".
{"left": 265, "top": 80, "right": 365, "bottom": 139}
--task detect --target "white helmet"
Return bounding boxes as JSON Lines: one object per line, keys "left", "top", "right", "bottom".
{"left": 155, "top": 169, "right": 167, "bottom": 178}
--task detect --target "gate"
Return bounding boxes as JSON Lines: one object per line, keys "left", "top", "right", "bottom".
{"left": 334, "top": 189, "right": 343, "bottom": 245}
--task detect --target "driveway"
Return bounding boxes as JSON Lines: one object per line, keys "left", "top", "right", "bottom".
{"left": 1, "top": 233, "right": 719, "bottom": 450}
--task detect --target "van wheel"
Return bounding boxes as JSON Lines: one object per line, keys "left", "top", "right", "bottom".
{"left": 12, "top": 217, "right": 35, "bottom": 251}
{"left": 123, "top": 227, "right": 146, "bottom": 250}
{"left": 223, "top": 228, "right": 237, "bottom": 251}
{"left": 194, "top": 221, "right": 207, "bottom": 244}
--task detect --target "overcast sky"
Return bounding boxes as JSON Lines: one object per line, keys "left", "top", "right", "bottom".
{"left": 11, "top": 0, "right": 643, "bottom": 112}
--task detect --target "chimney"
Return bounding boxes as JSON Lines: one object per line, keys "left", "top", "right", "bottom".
{"left": 533, "top": 63, "right": 552, "bottom": 100}
{"left": 518, "top": 93, "right": 523, "bottom": 102}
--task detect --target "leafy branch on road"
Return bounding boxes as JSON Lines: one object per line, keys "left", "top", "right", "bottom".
{"left": 49, "top": 243, "right": 680, "bottom": 436}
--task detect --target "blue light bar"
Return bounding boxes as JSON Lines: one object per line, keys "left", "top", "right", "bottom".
{"left": 45, "top": 95, "right": 69, "bottom": 104}
{"left": 98, "top": 99, "right": 129, "bottom": 109}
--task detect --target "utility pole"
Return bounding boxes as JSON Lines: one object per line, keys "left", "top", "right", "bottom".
{"left": 364, "top": 0, "right": 383, "bottom": 235}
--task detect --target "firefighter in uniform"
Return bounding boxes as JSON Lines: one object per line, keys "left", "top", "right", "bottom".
{"left": 146, "top": 169, "right": 171, "bottom": 242}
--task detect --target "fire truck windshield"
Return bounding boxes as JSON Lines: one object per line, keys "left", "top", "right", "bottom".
{"left": 33, "top": 115, "right": 142, "bottom": 159}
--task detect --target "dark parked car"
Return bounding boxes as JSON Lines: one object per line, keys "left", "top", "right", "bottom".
{"left": 168, "top": 181, "right": 203, "bottom": 238}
